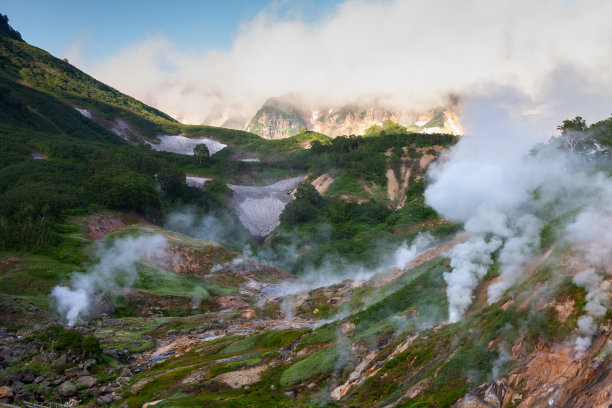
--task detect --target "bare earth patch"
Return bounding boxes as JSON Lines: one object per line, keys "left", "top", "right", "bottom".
{"left": 213, "top": 365, "right": 268, "bottom": 389}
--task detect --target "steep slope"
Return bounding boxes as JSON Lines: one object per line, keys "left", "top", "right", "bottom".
{"left": 0, "top": 21, "right": 179, "bottom": 138}
{"left": 246, "top": 98, "right": 309, "bottom": 140}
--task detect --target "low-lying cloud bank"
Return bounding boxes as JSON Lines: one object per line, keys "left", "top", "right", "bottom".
{"left": 75, "top": 0, "right": 612, "bottom": 128}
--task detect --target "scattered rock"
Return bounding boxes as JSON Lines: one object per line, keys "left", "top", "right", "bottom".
{"left": 120, "top": 367, "right": 132, "bottom": 377}
{"left": 33, "top": 375, "right": 44, "bottom": 384}
{"left": 75, "top": 376, "right": 98, "bottom": 388}
{"left": 284, "top": 391, "right": 295, "bottom": 399}
{"left": 270, "top": 385, "right": 276, "bottom": 391}
{"left": 58, "top": 381, "right": 77, "bottom": 397}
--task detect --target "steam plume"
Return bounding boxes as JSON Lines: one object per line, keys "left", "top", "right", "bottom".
{"left": 425, "top": 99, "right": 612, "bottom": 322}
{"left": 51, "top": 234, "right": 168, "bottom": 326}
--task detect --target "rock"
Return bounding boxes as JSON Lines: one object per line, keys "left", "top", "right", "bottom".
{"left": 102, "top": 347, "right": 120, "bottom": 360}
{"left": 284, "top": 390, "right": 295, "bottom": 399}
{"left": 75, "top": 376, "right": 98, "bottom": 388}
{"left": 120, "top": 367, "right": 132, "bottom": 377}
{"left": 52, "top": 354, "right": 67, "bottom": 367}
{"left": 270, "top": 385, "right": 276, "bottom": 391}
{"left": 64, "top": 367, "right": 82, "bottom": 377}
{"left": 97, "top": 385, "right": 114, "bottom": 395}
{"left": 52, "top": 378, "right": 64, "bottom": 386}
{"left": 22, "top": 372, "right": 36, "bottom": 384}
{"left": 0, "top": 386, "right": 13, "bottom": 399}
{"left": 100, "top": 394, "right": 114, "bottom": 403}
{"left": 166, "top": 329, "right": 178, "bottom": 337}
{"left": 13, "top": 389, "right": 35, "bottom": 402}
{"left": 83, "top": 359, "right": 97, "bottom": 370}
{"left": 34, "top": 375, "right": 44, "bottom": 384}
{"left": 116, "top": 376, "right": 130, "bottom": 386}
{"left": 58, "top": 381, "right": 77, "bottom": 397}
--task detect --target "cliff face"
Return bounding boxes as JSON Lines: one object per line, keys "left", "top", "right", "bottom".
{"left": 246, "top": 99, "right": 463, "bottom": 139}
{"left": 246, "top": 99, "right": 308, "bottom": 140}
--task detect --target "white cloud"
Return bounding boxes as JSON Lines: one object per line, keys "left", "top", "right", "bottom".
{"left": 79, "top": 0, "right": 612, "bottom": 127}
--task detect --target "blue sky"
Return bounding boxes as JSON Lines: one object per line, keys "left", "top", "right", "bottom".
{"left": 2, "top": 0, "right": 342, "bottom": 64}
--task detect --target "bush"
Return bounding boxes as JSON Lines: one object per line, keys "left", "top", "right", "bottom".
{"left": 37, "top": 325, "right": 102, "bottom": 358}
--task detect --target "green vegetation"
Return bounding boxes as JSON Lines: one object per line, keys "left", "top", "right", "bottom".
{"left": 36, "top": 324, "right": 102, "bottom": 359}
{"left": 280, "top": 347, "right": 339, "bottom": 386}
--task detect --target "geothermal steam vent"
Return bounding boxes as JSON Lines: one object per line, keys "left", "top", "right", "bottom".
{"left": 228, "top": 176, "right": 304, "bottom": 237}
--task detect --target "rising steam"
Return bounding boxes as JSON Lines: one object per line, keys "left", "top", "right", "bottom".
{"left": 425, "top": 99, "right": 612, "bottom": 324}
{"left": 76, "top": 0, "right": 612, "bottom": 127}
{"left": 51, "top": 234, "right": 168, "bottom": 326}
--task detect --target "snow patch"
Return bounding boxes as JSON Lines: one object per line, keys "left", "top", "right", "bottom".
{"left": 186, "top": 176, "right": 212, "bottom": 188}
{"left": 227, "top": 176, "right": 304, "bottom": 237}
{"left": 148, "top": 135, "right": 227, "bottom": 155}
{"left": 74, "top": 107, "right": 93, "bottom": 119}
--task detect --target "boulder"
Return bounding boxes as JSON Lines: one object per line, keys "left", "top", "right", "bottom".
{"left": 58, "top": 381, "right": 77, "bottom": 397}
{"left": 64, "top": 367, "right": 82, "bottom": 377}
{"left": 22, "top": 372, "right": 36, "bottom": 384}
{"left": 97, "top": 385, "right": 114, "bottom": 395}
{"left": 34, "top": 375, "right": 44, "bottom": 384}
{"left": 83, "top": 359, "right": 97, "bottom": 370}
{"left": 52, "top": 354, "right": 67, "bottom": 367}
{"left": 75, "top": 376, "right": 98, "bottom": 388}
{"left": 13, "top": 389, "right": 35, "bottom": 402}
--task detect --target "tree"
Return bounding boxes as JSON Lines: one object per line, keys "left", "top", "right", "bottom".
{"left": 556, "top": 116, "right": 589, "bottom": 156}
{"left": 193, "top": 144, "right": 210, "bottom": 164}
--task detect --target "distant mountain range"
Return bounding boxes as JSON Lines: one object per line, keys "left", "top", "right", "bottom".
{"left": 245, "top": 96, "right": 463, "bottom": 139}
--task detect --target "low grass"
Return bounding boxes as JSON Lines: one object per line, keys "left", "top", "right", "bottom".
{"left": 280, "top": 347, "right": 339, "bottom": 386}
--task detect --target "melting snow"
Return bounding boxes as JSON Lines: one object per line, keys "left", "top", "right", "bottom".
{"left": 240, "top": 158, "right": 260, "bottom": 162}
{"left": 186, "top": 176, "right": 211, "bottom": 188}
{"left": 74, "top": 107, "right": 93, "bottom": 119}
{"left": 148, "top": 135, "right": 227, "bottom": 155}
{"left": 415, "top": 120, "right": 427, "bottom": 126}
{"left": 228, "top": 176, "right": 304, "bottom": 237}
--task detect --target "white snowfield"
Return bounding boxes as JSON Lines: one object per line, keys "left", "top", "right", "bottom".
{"left": 186, "top": 176, "right": 212, "bottom": 188}
{"left": 228, "top": 176, "right": 304, "bottom": 237}
{"left": 148, "top": 135, "right": 227, "bottom": 155}
{"left": 74, "top": 107, "right": 93, "bottom": 119}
